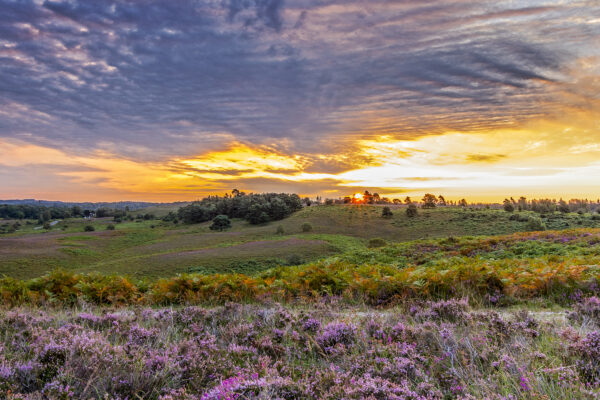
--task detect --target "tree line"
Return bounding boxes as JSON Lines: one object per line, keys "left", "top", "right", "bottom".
{"left": 177, "top": 191, "right": 303, "bottom": 225}
{"left": 503, "top": 197, "right": 600, "bottom": 214}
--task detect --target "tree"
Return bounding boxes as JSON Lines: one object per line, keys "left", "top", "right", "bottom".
{"left": 84, "top": 225, "right": 95, "bottom": 232}
{"left": 503, "top": 199, "right": 515, "bottom": 212}
{"left": 381, "top": 206, "right": 393, "bottom": 218}
{"left": 276, "top": 225, "right": 285, "bottom": 235}
{"left": 406, "top": 203, "right": 418, "bottom": 218}
{"left": 437, "top": 195, "right": 446, "bottom": 206}
{"left": 210, "top": 215, "right": 231, "bottom": 231}
{"left": 422, "top": 193, "right": 437, "bottom": 208}
{"left": 458, "top": 199, "right": 467, "bottom": 207}
{"left": 558, "top": 199, "right": 569, "bottom": 213}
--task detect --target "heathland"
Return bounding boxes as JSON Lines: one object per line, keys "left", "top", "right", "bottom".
{"left": 1, "top": 201, "right": 600, "bottom": 399}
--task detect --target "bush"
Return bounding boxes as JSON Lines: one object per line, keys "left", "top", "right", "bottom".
{"left": 286, "top": 254, "right": 303, "bottom": 265}
{"left": 368, "top": 238, "right": 387, "bottom": 248}
{"left": 525, "top": 217, "right": 546, "bottom": 231}
{"left": 381, "top": 206, "right": 393, "bottom": 218}
{"left": 106, "top": 224, "right": 115, "bottom": 230}
{"left": 406, "top": 203, "right": 418, "bottom": 218}
{"left": 276, "top": 225, "right": 285, "bottom": 235}
{"left": 209, "top": 215, "right": 231, "bottom": 231}
{"left": 84, "top": 225, "right": 95, "bottom": 232}
{"left": 301, "top": 222, "right": 313, "bottom": 232}
{"left": 43, "top": 222, "right": 51, "bottom": 230}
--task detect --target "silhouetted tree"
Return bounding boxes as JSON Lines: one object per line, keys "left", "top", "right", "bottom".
{"left": 422, "top": 193, "right": 437, "bottom": 209}
{"left": 503, "top": 199, "right": 515, "bottom": 212}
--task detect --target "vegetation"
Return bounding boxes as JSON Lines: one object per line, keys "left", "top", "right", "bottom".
{"left": 177, "top": 192, "right": 302, "bottom": 225}
{"left": 209, "top": 215, "right": 231, "bottom": 231}
{"left": 2, "top": 197, "right": 600, "bottom": 399}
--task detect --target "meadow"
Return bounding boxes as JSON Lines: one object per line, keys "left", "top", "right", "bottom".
{"left": 1, "top": 205, "right": 600, "bottom": 399}
{"left": 2, "top": 204, "right": 600, "bottom": 280}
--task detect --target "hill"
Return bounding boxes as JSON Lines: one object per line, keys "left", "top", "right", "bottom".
{"left": 1, "top": 204, "right": 600, "bottom": 279}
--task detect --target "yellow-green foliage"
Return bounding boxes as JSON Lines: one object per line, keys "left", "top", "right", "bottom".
{"left": 2, "top": 228, "right": 600, "bottom": 307}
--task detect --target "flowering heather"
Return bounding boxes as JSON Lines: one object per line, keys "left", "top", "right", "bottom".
{"left": 0, "top": 300, "right": 598, "bottom": 399}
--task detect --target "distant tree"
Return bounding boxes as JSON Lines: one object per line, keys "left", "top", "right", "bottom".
{"left": 558, "top": 199, "right": 569, "bottom": 213}
{"left": 301, "top": 222, "right": 313, "bottom": 232}
{"left": 276, "top": 225, "right": 285, "bottom": 235}
{"left": 458, "top": 199, "right": 468, "bottom": 207}
{"left": 381, "top": 206, "right": 393, "bottom": 218}
{"left": 437, "top": 195, "right": 447, "bottom": 206}
{"left": 43, "top": 222, "right": 51, "bottom": 230}
{"left": 518, "top": 197, "right": 528, "bottom": 211}
{"left": 404, "top": 196, "right": 412, "bottom": 205}
{"left": 40, "top": 209, "right": 51, "bottom": 223}
{"left": 422, "top": 193, "right": 438, "bottom": 209}
{"left": 392, "top": 199, "right": 401, "bottom": 205}
{"left": 325, "top": 199, "right": 334, "bottom": 206}
{"left": 302, "top": 197, "right": 312, "bottom": 206}
{"left": 209, "top": 215, "right": 231, "bottom": 231}
{"left": 503, "top": 199, "right": 515, "bottom": 212}
{"left": 83, "top": 210, "right": 92, "bottom": 218}
{"left": 71, "top": 206, "right": 82, "bottom": 217}
{"left": 406, "top": 203, "right": 418, "bottom": 218}
{"left": 106, "top": 224, "right": 115, "bottom": 230}
{"left": 84, "top": 225, "right": 95, "bottom": 232}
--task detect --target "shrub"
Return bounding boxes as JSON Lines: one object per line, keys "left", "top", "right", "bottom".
{"left": 381, "top": 206, "right": 393, "bottom": 218}
{"left": 406, "top": 203, "right": 418, "bottom": 218}
{"left": 106, "top": 224, "right": 115, "bottom": 230}
{"left": 84, "top": 225, "right": 95, "bottom": 232}
{"left": 286, "top": 254, "right": 303, "bottom": 265}
{"left": 209, "top": 215, "right": 231, "bottom": 231}
{"left": 276, "top": 225, "right": 285, "bottom": 235}
{"left": 525, "top": 217, "right": 546, "bottom": 231}
{"left": 368, "top": 238, "right": 387, "bottom": 248}
{"left": 43, "top": 222, "right": 51, "bottom": 230}
{"left": 301, "top": 222, "right": 313, "bottom": 232}
{"left": 316, "top": 322, "right": 356, "bottom": 352}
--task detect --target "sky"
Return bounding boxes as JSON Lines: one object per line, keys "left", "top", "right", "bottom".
{"left": 1, "top": 0, "right": 599, "bottom": 202}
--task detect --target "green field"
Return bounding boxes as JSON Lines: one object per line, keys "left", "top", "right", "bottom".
{"left": 1, "top": 205, "right": 599, "bottom": 279}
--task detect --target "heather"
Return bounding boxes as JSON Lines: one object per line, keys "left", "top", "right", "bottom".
{"left": 0, "top": 300, "right": 599, "bottom": 399}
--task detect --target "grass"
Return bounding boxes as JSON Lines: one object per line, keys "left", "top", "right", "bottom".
{"left": 2, "top": 205, "right": 600, "bottom": 280}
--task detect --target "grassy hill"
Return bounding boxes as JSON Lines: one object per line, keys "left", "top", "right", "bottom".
{"left": 1, "top": 204, "right": 600, "bottom": 279}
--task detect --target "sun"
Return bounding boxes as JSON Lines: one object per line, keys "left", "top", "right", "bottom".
{"left": 353, "top": 193, "right": 363, "bottom": 200}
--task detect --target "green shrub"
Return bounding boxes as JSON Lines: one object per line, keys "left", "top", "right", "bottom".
{"left": 525, "top": 217, "right": 546, "bottom": 231}
{"left": 301, "top": 222, "right": 313, "bottom": 232}
{"left": 106, "top": 224, "right": 115, "bottom": 230}
{"left": 368, "top": 238, "right": 387, "bottom": 248}
{"left": 84, "top": 225, "right": 95, "bottom": 232}
{"left": 209, "top": 215, "right": 231, "bottom": 231}
{"left": 276, "top": 225, "right": 285, "bottom": 235}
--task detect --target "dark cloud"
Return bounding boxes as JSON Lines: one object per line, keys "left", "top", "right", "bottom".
{"left": 0, "top": 0, "right": 598, "bottom": 158}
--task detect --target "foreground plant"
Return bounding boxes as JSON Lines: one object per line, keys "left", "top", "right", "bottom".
{"left": 0, "top": 298, "right": 599, "bottom": 399}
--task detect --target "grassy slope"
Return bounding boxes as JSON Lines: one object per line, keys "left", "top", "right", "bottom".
{"left": 1, "top": 205, "right": 599, "bottom": 279}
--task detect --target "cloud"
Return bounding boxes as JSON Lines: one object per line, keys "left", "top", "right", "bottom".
{"left": 1, "top": 0, "right": 600, "bottom": 200}
{"left": 465, "top": 154, "right": 507, "bottom": 163}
